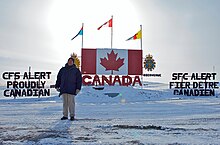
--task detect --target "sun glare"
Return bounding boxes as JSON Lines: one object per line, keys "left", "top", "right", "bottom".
{"left": 47, "top": 0, "right": 141, "bottom": 64}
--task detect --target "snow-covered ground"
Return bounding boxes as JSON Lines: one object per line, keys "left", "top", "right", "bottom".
{"left": 0, "top": 83, "right": 220, "bottom": 144}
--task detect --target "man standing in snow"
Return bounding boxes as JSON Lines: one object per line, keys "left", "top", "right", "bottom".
{"left": 55, "top": 57, "right": 82, "bottom": 121}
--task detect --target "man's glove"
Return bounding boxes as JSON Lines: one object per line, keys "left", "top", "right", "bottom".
{"left": 76, "top": 89, "right": 80, "bottom": 95}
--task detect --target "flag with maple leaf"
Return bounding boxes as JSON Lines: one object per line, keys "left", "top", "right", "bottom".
{"left": 81, "top": 48, "right": 142, "bottom": 75}
{"left": 99, "top": 49, "right": 126, "bottom": 75}
{"left": 100, "top": 50, "right": 124, "bottom": 71}
{"left": 97, "top": 18, "right": 112, "bottom": 30}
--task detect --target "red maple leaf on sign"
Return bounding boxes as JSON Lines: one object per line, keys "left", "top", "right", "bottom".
{"left": 100, "top": 50, "right": 124, "bottom": 71}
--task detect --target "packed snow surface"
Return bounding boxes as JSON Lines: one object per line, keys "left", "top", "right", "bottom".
{"left": 0, "top": 83, "right": 220, "bottom": 144}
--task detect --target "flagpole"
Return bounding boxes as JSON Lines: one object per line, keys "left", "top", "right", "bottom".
{"left": 111, "top": 16, "right": 113, "bottom": 75}
{"left": 82, "top": 23, "right": 84, "bottom": 48}
{"left": 140, "top": 24, "right": 142, "bottom": 50}
{"left": 111, "top": 16, "right": 113, "bottom": 74}
{"left": 111, "top": 15, "right": 113, "bottom": 49}
{"left": 140, "top": 24, "right": 143, "bottom": 87}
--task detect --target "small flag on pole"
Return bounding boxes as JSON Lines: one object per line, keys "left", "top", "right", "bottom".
{"left": 97, "top": 18, "right": 112, "bottom": 30}
{"left": 71, "top": 26, "right": 83, "bottom": 40}
{"left": 126, "top": 30, "right": 142, "bottom": 41}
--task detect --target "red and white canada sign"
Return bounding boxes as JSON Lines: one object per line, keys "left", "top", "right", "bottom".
{"left": 81, "top": 48, "right": 142, "bottom": 75}
{"left": 81, "top": 48, "right": 143, "bottom": 86}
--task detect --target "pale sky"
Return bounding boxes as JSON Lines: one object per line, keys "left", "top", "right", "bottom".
{"left": 0, "top": 0, "right": 220, "bottom": 85}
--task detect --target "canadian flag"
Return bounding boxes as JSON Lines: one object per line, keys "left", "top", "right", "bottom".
{"left": 81, "top": 48, "right": 142, "bottom": 75}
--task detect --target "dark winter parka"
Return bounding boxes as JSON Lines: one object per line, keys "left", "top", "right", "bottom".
{"left": 55, "top": 63, "right": 82, "bottom": 95}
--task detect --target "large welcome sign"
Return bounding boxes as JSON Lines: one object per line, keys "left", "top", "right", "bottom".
{"left": 81, "top": 48, "right": 142, "bottom": 86}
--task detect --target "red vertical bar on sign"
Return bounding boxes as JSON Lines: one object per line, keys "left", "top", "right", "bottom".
{"left": 81, "top": 48, "right": 96, "bottom": 74}
{"left": 128, "top": 50, "right": 142, "bottom": 75}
